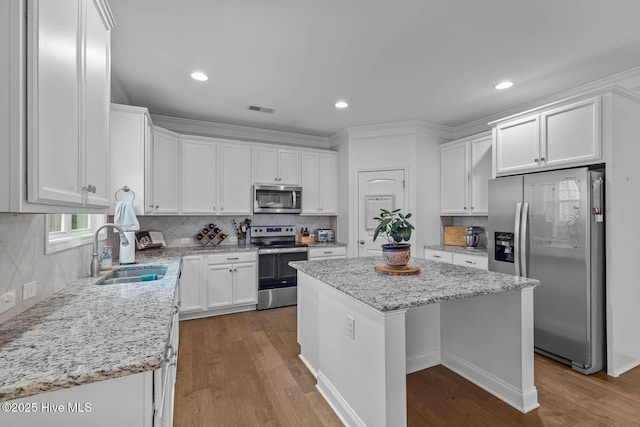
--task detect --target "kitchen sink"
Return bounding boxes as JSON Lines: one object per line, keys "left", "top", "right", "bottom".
{"left": 98, "top": 266, "right": 168, "bottom": 285}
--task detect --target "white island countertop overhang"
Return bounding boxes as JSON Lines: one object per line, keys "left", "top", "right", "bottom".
{"left": 291, "top": 257, "right": 540, "bottom": 427}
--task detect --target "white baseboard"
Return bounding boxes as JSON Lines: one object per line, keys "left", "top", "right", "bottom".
{"left": 178, "top": 304, "right": 256, "bottom": 321}
{"left": 298, "top": 354, "right": 317, "bottom": 379}
{"left": 406, "top": 350, "right": 441, "bottom": 374}
{"left": 316, "top": 370, "right": 366, "bottom": 427}
{"left": 441, "top": 352, "right": 539, "bottom": 414}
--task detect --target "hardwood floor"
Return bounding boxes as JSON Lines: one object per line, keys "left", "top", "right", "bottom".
{"left": 174, "top": 307, "right": 640, "bottom": 426}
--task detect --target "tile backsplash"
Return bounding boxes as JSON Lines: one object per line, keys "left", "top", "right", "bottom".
{"left": 0, "top": 214, "right": 93, "bottom": 323}
{"left": 134, "top": 214, "right": 337, "bottom": 247}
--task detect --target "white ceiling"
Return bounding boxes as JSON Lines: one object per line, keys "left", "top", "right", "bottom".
{"left": 109, "top": 0, "right": 640, "bottom": 137}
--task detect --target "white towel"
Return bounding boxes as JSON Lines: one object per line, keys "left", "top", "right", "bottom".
{"left": 114, "top": 201, "right": 139, "bottom": 231}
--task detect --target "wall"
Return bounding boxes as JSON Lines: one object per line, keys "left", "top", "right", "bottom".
{"left": 336, "top": 121, "right": 449, "bottom": 258}
{"left": 0, "top": 214, "right": 93, "bottom": 323}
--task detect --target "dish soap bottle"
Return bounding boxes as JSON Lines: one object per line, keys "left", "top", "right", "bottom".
{"left": 100, "top": 245, "right": 113, "bottom": 271}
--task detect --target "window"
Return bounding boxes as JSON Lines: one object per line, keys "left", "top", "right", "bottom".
{"left": 46, "top": 214, "right": 106, "bottom": 254}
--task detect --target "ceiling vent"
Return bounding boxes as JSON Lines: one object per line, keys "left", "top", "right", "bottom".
{"left": 248, "top": 105, "right": 276, "bottom": 114}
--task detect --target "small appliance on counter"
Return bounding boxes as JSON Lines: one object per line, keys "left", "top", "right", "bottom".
{"left": 464, "top": 227, "right": 480, "bottom": 248}
{"left": 135, "top": 231, "right": 167, "bottom": 250}
{"left": 314, "top": 229, "right": 335, "bottom": 243}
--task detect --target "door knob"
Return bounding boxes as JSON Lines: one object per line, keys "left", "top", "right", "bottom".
{"left": 359, "top": 240, "right": 365, "bottom": 245}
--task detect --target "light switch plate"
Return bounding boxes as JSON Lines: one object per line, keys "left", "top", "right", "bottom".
{"left": 23, "top": 281, "right": 37, "bottom": 300}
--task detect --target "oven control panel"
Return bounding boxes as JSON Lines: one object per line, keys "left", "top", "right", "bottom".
{"left": 250, "top": 225, "right": 297, "bottom": 237}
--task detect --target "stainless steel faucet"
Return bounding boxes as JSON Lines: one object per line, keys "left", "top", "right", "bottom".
{"left": 91, "top": 224, "right": 130, "bottom": 277}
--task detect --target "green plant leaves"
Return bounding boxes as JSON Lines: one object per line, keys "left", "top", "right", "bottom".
{"left": 372, "top": 208, "right": 414, "bottom": 245}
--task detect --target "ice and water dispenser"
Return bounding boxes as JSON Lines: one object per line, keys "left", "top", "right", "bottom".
{"left": 494, "top": 232, "right": 515, "bottom": 263}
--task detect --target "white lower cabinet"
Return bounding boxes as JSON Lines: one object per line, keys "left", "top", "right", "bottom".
{"left": 308, "top": 246, "right": 347, "bottom": 260}
{"left": 424, "top": 248, "right": 487, "bottom": 270}
{"left": 180, "top": 251, "right": 257, "bottom": 320}
{"left": 452, "top": 253, "right": 488, "bottom": 270}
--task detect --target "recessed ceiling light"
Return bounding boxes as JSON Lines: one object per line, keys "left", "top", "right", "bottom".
{"left": 191, "top": 71, "right": 208, "bottom": 82}
{"left": 495, "top": 81, "right": 514, "bottom": 90}
{"left": 335, "top": 100, "right": 349, "bottom": 109}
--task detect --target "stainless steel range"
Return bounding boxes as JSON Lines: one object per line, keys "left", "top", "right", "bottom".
{"left": 250, "top": 225, "right": 308, "bottom": 310}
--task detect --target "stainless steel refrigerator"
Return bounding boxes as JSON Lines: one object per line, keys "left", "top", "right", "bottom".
{"left": 488, "top": 167, "right": 605, "bottom": 374}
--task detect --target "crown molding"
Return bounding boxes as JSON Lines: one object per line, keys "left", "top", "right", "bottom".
{"left": 150, "top": 114, "right": 331, "bottom": 149}
{"left": 459, "top": 66, "right": 640, "bottom": 132}
{"left": 93, "top": 0, "right": 116, "bottom": 30}
{"left": 345, "top": 120, "right": 453, "bottom": 141}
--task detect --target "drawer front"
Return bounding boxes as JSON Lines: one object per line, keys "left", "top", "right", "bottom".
{"left": 452, "top": 254, "right": 488, "bottom": 270}
{"left": 424, "top": 249, "right": 453, "bottom": 264}
{"left": 207, "top": 251, "right": 256, "bottom": 265}
{"left": 309, "top": 246, "right": 347, "bottom": 259}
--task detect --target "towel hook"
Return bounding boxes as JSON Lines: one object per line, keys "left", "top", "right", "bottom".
{"left": 115, "top": 186, "right": 136, "bottom": 202}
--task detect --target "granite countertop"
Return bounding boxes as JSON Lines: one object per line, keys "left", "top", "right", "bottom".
{"left": 0, "top": 259, "right": 186, "bottom": 402}
{"left": 290, "top": 257, "right": 538, "bottom": 313}
{"left": 0, "top": 242, "right": 270, "bottom": 402}
{"left": 425, "top": 245, "right": 488, "bottom": 257}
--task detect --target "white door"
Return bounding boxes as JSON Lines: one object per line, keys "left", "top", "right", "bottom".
{"left": 181, "top": 139, "right": 216, "bottom": 214}
{"left": 357, "top": 169, "right": 406, "bottom": 257}
{"left": 152, "top": 128, "right": 180, "bottom": 214}
{"left": 469, "top": 136, "right": 492, "bottom": 215}
{"left": 233, "top": 262, "right": 257, "bottom": 304}
{"left": 83, "top": 0, "right": 110, "bottom": 207}
{"left": 219, "top": 143, "right": 252, "bottom": 214}
{"left": 28, "top": 0, "right": 83, "bottom": 206}
{"left": 440, "top": 142, "right": 468, "bottom": 214}
{"left": 277, "top": 149, "right": 300, "bottom": 185}
{"left": 301, "top": 152, "right": 320, "bottom": 214}
{"left": 179, "top": 255, "right": 204, "bottom": 313}
{"left": 206, "top": 264, "right": 234, "bottom": 308}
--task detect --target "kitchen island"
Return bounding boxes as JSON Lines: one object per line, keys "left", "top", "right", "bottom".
{"left": 290, "top": 257, "right": 540, "bottom": 427}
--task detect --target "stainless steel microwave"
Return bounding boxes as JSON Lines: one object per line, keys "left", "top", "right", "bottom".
{"left": 253, "top": 185, "right": 302, "bottom": 213}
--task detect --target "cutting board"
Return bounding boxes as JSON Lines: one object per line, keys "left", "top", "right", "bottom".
{"left": 444, "top": 226, "right": 467, "bottom": 247}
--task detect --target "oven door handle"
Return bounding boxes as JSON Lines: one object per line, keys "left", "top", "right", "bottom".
{"left": 258, "top": 247, "right": 309, "bottom": 254}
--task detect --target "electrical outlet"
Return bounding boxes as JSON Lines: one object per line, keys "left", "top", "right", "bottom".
{"left": 23, "top": 281, "right": 37, "bottom": 300}
{"left": 0, "top": 290, "right": 16, "bottom": 314}
{"left": 347, "top": 315, "right": 355, "bottom": 340}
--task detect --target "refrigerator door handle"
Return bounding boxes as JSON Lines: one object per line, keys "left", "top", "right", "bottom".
{"left": 514, "top": 202, "right": 522, "bottom": 276}
{"left": 521, "top": 202, "right": 529, "bottom": 278}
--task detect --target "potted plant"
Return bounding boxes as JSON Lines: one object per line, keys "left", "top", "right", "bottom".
{"left": 373, "top": 208, "right": 414, "bottom": 269}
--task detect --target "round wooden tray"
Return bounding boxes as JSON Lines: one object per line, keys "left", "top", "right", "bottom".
{"left": 374, "top": 264, "right": 420, "bottom": 276}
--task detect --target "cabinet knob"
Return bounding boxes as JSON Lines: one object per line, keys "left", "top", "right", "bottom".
{"left": 359, "top": 240, "right": 365, "bottom": 245}
{"left": 221, "top": 206, "right": 224, "bottom": 211}
{"left": 471, "top": 206, "right": 474, "bottom": 210}
{"left": 534, "top": 158, "right": 538, "bottom": 162}
{"left": 540, "top": 157, "right": 546, "bottom": 162}
{"left": 463, "top": 206, "right": 467, "bottom": 210}
{"left": 155, "top": 205, "right": 159, "bottom": 209}
{"left": 229, "top": 268, "right": 233, "bottom": 272}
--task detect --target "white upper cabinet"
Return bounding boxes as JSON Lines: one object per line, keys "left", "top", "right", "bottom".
{"left": 440, "top": 133, "right": 492, "bottom": 215}
{"left": 181, "top": 139, "right": 217, "bottom": 214}
{"left": 301, "top": 151, "right": 338, "bottom": 215}
{"left": 440, "top": 142, "right": 468, "bottom": 215}
{"left": 469, "top": 136, "right": 492, "bottom": 215}
{"left": 26, "top": 0, "right": 114, "bottom": 209}
{"left": 219, "top": 143, "right": 252, "bottom": 214}
{"left": 109, "top": 104, "right": 153, "bottom": 215}
{"left": 152, "top": 127, "right": 180, "bottom": 214}
{"left": 541, "top": 98, "right": 601, "bottom": 169}
{"left": 83, "top": 0, "right": 111, "bottom": 207}
{"left": 494, "top": 116, "right": 540, "bottom": 175}
{"left": 494, "top": 97, "right": 601, "bottom": 176}
{"left": 253, "top": 146, "right": 300, "bottom": 185}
